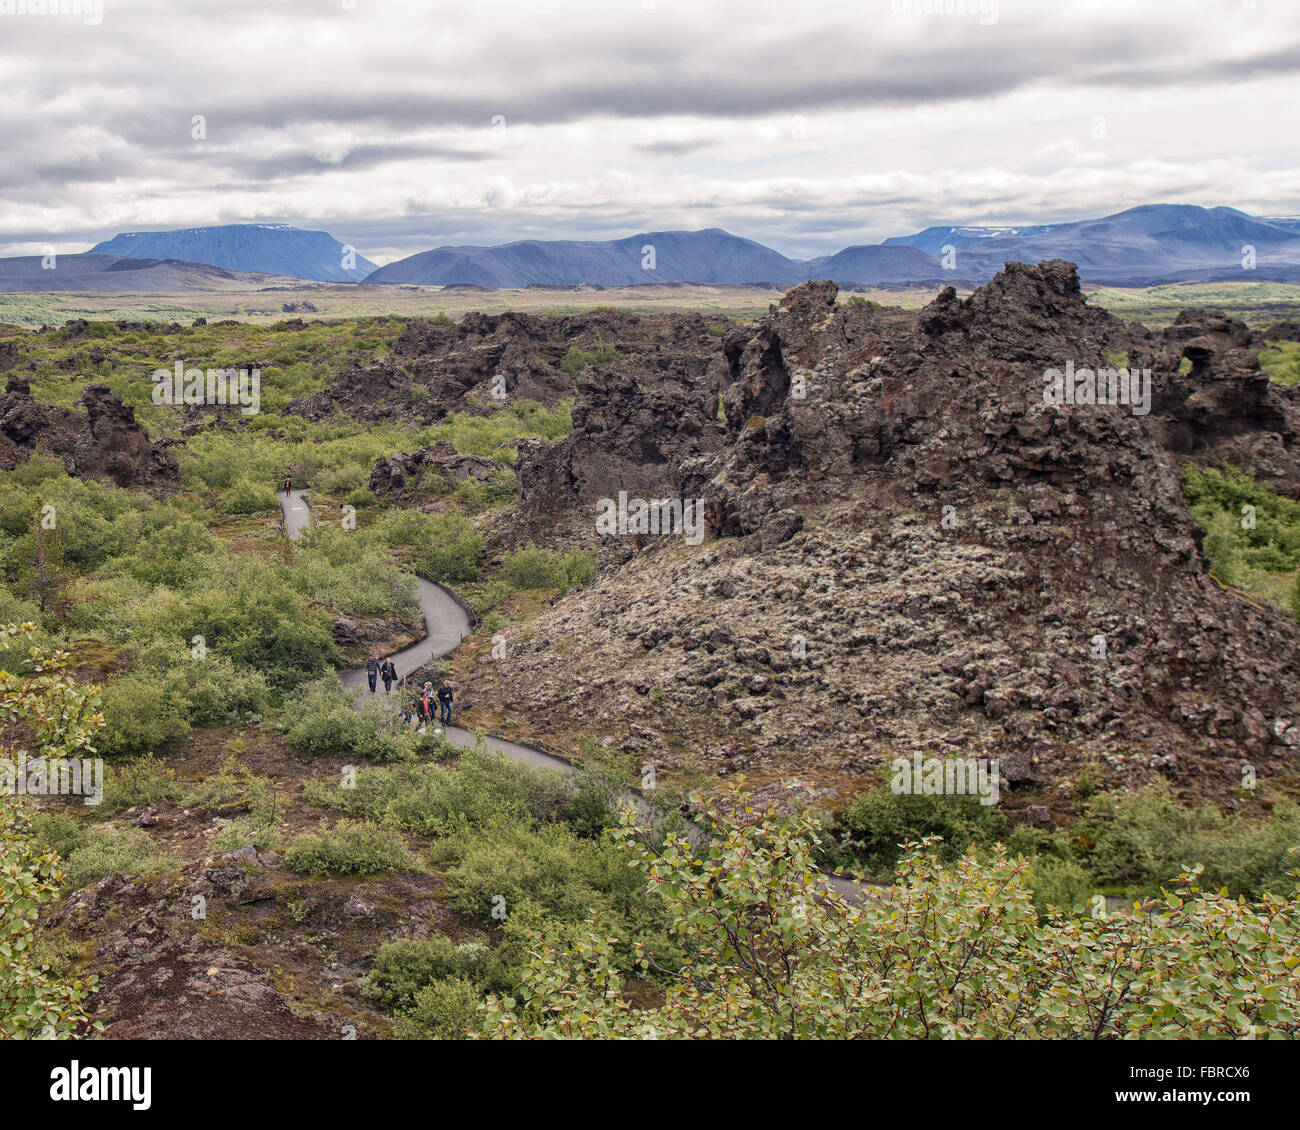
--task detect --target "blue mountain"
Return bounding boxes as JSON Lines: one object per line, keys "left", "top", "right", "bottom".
{"left": 883, "top": 224, "right": 1063, "bottom": 255}
{"left": 804, "top": 243, "right": 943, "bottom": 285}
{"left": 92, "top": 224, "right": 376, "bottom": 283}
{"left": 364, "top": 229, "right": 808, "bottom": 287}
{"left": 901, "top": 205, "right": 1300, "bottom": 285}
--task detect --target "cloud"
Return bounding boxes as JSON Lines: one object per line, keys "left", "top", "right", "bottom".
{"left": 0, "top": 0, "right": 1297, "bottom": 259}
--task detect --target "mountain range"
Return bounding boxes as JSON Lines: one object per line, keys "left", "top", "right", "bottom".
{"left": 92, "top": 224, "right": 376, "bottom": 283}
{"left": 0, "top": 253, "right": 289, "bottom": 294}
{"left": 4, "top": 205, "right": 1300, "bottom": 291}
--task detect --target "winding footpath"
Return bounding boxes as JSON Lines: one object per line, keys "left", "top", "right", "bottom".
{"left": 281, "top": 489, "right": 584, "bottom": 777}
{"left": 280, "top": 489, "right": 868, "bottom": 900}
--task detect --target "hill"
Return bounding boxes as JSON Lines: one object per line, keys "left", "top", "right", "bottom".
{"left": 93, "top": 224, "right": 377, "bottom": 283}
{"left": 364, "top": 229, "right": 808, "bottom": 288}
{"left": 0, "top": 253, "right": 286, "bottom": 293}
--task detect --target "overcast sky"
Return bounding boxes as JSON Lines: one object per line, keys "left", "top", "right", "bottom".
{"left": 1, "top": 0, "right": 1298, "bottom": 263}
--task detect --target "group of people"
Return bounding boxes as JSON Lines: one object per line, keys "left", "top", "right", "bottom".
{"left": 364, "top": 653, "right": 454, "bottom": 729}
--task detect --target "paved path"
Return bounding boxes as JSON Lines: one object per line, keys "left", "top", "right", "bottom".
{"left": 280, "top": 489, "right": 868, "bottom": 897}
{"left": 280, "top": 490, "right": 577, "bottom": 776}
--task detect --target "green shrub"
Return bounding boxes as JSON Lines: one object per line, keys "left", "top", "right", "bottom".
{"left": 831, "top": 785, "right": 1008, "bottom": 875}
{"left": 277, "top": 677, "right": 431, "bottom": 761}
{"left": 412, "top": 514, "right": 484, "bottom": 583}
{"left": 392, "top": 977, "right": 482, "bottom": 1039}
{"left": 500, "top": 544, "right": 596, "bottom": 591}
{"left": 304, "top": 751, "right": 573, "bottom": 836}
{"left": 222, "top": 478, "right": 280, "bottom": 515}
{"left": 1184, "top": 463, "right": 1300, "bottom": 615}
{"left": 97, "top": 754, "right": 180, "bottom": 816}
{"left": 133, "top": 641, "right": 271, "bottom": 726}
{"left": 441, "top": 822, "right": 678, "bottom": 975}
{"left": 30, "top": 809, "right": 86, "bottom": 861}
{"left": 361, "top": 936, "right": 511, "bottom": 1010}
{"left": 96, "top": 678, "right": 190, "bottom": 757}
{"left": 560, "top": 340, "right": 618, "bottom": 377}
{"left": 62, "top": 825, "right": 176, "bottom": 889}
{"left": 283, "top": 819, "right": 416, "bottom": 877}
{"left": 1076, "top": 783, "right": 1300, "bottom": 898}
{"left": 1024, "top": 855, "right": 1094, "bottom": 917}
{"left": 484, "top": 803, "right": 1300, "bottom": 1040}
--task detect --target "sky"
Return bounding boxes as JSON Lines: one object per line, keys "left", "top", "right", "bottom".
{"left": 1, "top": 0, "right": 1298, "bottom": 264}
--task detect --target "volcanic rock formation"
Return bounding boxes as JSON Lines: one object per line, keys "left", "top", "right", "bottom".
{"left": 0, "top": 378, "right": 179, "bottom": 489}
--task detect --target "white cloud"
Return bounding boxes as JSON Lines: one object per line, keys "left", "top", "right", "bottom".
{"left": 0, "top": 0, "right": 1297, "bottom": 260}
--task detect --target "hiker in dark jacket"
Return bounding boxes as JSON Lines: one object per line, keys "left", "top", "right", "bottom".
{"left": 284, "top": 475, "right": 292, "bottom": 495}
{"left": 379, "top": 657, "right": 397, "bottom": 695}
{"left": 437, "top": 682, "right": 454, "bottom": 725}
{"left": 364, "top": 654, "right": 379, "bottom": 694}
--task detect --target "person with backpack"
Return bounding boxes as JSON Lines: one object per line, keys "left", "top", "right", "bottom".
{"left": 379, "top": 656, "right": 397, "bottom": 696}
{"left": 364, "top": 654, "right": 379, "bottom": 694}
{"left": 417, "top": 682, "right": 436, "bottom": 731}
{"left": 437, "top": 681, "right": 454, "bottom": 725}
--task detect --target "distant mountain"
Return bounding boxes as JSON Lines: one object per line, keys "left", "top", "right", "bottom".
{"left": 92, "top": 224, "right": 376, "bottom": 283}
{"left": 6, "top": 205, "right": 1300, "bottom": 295}
{"left": 1262, "top": 217, "right": 1300, "bottom": 234}
{"left": 365, "top": 229, "right": 808, "bottom": 287}
{"left": 882, "top": 224, "right": 1062, "bottom": 255}
{"left": 804, "top": 243, "right": 944, "bottom": 285}
{"left": 0, "top": 253, "right": 283, "bottom": 293}
{"left": 897, "top": 205, "right": 1300, "bottom": 285}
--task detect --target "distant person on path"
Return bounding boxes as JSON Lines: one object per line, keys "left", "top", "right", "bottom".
{"left": 284, "top": 474, "right": 292, "bottom": 495}
{"left": 380, "top": 657, "right": 397, "bottom": 695}
{"left": 365, "top": 654, "right": 379, "bottom": 694}
{"left": 438, "top": 681, "right": 454, "bottom": 725}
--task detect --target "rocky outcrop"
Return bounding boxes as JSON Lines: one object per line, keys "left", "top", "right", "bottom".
{"left": 289, "top": 309, "right": 731, "bottom": 426}
{"left": 0, "top": 378, "right": 178, "bottom": 489}
{"left": 460, "top": 261, "right": 1300, "bottom": 809}
{"left": 369, "top": 440, "right": 502, "bottom": 497}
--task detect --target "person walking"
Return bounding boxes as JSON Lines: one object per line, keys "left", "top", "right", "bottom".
{"left": 437, "top": 681, "right": 454, "bottom": 726}
{"left": 364, "top": 653, "right": 379, "bottom": 694}
{"left": 380, "top": 656, "right": 397, "bottom": 696}
{"left": 284, "top": 474, "right": 292, "bottom": 495}
{"left": 417, "top": 683, "right": 436, "bottom": 732}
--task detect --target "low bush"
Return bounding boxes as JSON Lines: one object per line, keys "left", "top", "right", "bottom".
{"left": 277, "top": 677, "right": 433, "bottom": 761}
{"left": 499, "top": 544, "right": 596, "bottom": 591}
{"left": 283, "top": 819, "right": 416, "bottom": 877}
{"left": 828, "top": 785, "right": 1008, "bottom": 876}
{"left": 62, "top": 825, "right": 177, "bottom": 889}
{"left": 221, "top": 478, "right": 280, "bottom": 515}
{"left": 393, "top": 978, "right": 482, "bottom": 1040}
{"left": 304, "top": 751, "right": 573, "bottom": 836}
{"left": 360, "top": 936, "right": 512, "bottom": 1010}
{"left": 95, "top": 680, "right": 190, "bottom": 756}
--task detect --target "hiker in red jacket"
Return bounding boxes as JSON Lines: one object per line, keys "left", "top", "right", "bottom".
{"left": 417, "top": 682, "right": 436, "bottom": 730}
